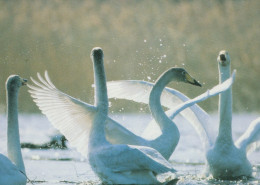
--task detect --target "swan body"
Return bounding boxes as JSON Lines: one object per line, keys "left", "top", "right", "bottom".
{"left": 0, "top": 75, "right": 27, "bottom": 185}
{"left": 29, "top": 47, "right": 179, "bottom": 184}
{"left": 107, "top": 50, "right": 260, "bottom": 180}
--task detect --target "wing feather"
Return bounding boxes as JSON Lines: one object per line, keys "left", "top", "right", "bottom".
{"left": 235, "top": 117, "right": 260, "bottom": 153}
{"left": 28, "top": 72, "right": 98, "bottom": 156}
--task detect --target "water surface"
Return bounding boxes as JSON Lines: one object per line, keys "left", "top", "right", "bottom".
{"left": 0, "top": 113, "right": 259, "bottom": 184}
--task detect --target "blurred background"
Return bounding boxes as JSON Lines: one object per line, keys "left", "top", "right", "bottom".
{"left": 0, "top": 0, "right": 259, "bottom": 113}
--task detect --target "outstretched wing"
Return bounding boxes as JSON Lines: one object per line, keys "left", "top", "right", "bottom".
{"left": 28, "top": 71, "right": 97, "bottom": 156}
{"left": 28, "top": 71, "right": 148, "bottom": 156}
{"left": 235, "top": 117, "right": 260, "bottom": 154}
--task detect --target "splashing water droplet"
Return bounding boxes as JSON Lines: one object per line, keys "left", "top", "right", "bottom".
{"left": 159, "top": 60, "right": 162, "bottom": 63}
{"left": 160, "top": 44, "right": 163, "bottom": 46}
{"left": 109, "top": 101, "right": 112, "bottom": 107}
{"left": 147, "top": 76, "right": 151, "bottom": 80}
{"left": 163, "top": 55, "right": 167, "bottom": 58}
{"left": 144, "top": 40, "right": 147, "bottom": 43}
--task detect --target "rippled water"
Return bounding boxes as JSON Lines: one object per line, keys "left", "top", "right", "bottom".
{"left": 0, "top": 113, "right": 259, "bottom": 184}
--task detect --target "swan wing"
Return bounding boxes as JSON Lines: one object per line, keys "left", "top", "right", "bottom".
{"left": 235, "top": 117, "right": 260, "bottom": 154}
{"left": 94, "top": 145, "right": 176, "bottom": 174}
{"left": 28, "top": 71, "right": 99, "bottom": 156}
{"left": 28, "top": 72, "right": 148, "bottom": 156}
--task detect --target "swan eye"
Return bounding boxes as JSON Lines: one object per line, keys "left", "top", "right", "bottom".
{"left": 182, "top": 71, "right": 186, "bottom": 75}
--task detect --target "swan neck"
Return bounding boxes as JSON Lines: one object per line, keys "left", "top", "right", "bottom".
{"left": 149, "top": 71, "right": 178, "bottom": 132}
{"left": 7, "top": 88, "right": 25, "bottom": 173}
{"left": 89, "top": 58, "right": 109, "bottom": 150}
{"left": 217, "top": 65, "right": 233, "bottom": 142}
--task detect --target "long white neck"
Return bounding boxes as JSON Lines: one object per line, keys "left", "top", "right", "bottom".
{"left": 7, "top": 88, "right": 25, "bottom": 174}
{"left": 217, "top": 64, "right": 233, "bottom": 143}
{"left": 89, "top": 49, "right": 109, "bottom": 149}
{"left": 149, "top": 70, "right": 180, "bottom": 158}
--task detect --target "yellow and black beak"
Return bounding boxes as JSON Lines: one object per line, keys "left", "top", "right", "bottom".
{"left": 21, "top": 78, "right": 28, "bottom": 86}
{"left": 185, "top": 73, "right": 201, "bottom": 87}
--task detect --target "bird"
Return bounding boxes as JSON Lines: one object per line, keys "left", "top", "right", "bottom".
{"left": 0, "top": 75, "right": 27, "bottom": 185}
{"left": 107, "top": 50, "right": 260, "bottom": 180}
{"left": 206, "top": 50, "right": 260, "bottom": 179}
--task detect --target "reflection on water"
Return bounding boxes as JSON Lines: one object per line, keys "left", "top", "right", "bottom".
{"left": 0, "top": 114, "right": 259, "bottom": 184}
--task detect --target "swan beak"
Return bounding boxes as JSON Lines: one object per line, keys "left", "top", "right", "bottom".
{"left": 185, "top": 73, "right": 202, "bottom": 87}
{"left": 21, "top": 78, "right": 28, "bottom": 86}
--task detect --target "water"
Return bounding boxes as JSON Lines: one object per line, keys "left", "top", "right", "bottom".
{"left": 0, "top": 113, "right": 259, "bottom": 184}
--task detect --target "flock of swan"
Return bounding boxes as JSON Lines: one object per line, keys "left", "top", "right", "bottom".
{"left": 0, "top": 47, "right": 259, "bottom": 184}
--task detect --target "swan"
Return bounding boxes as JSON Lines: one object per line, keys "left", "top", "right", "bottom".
{"left": 206, "top": 50, "right": 260, "bottom": 179}
{"left": 107, "top": 50, "right": 260, "bottom": 180}
{"left": 0, "top": 75, "right": 27, "bottom": 185}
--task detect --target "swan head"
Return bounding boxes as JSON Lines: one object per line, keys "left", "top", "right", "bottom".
{"left": 217, "top": 50, "right": 230, "bottom": 66}
{"left": 169, "top": 68, "right": 202, "bottom": 87}
{"left": 91, "top": 47, "right": 104, "bottom": 63}
{"left": 6, "top": 75, "right": 27, "bottom": 92}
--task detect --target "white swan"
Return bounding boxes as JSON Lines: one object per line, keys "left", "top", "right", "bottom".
{"left": 0, "top": 75, "right": 27, "bottom": 185}
{"left": 206, "top": 50, "right": 260, "bottom": 179}
{"left": 107, "top": 50, "right": 260, "bottom": 180}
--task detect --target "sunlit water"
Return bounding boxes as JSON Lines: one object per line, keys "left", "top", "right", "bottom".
{"left": 0, "top": 113, "right": 259, "bottom": 185}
